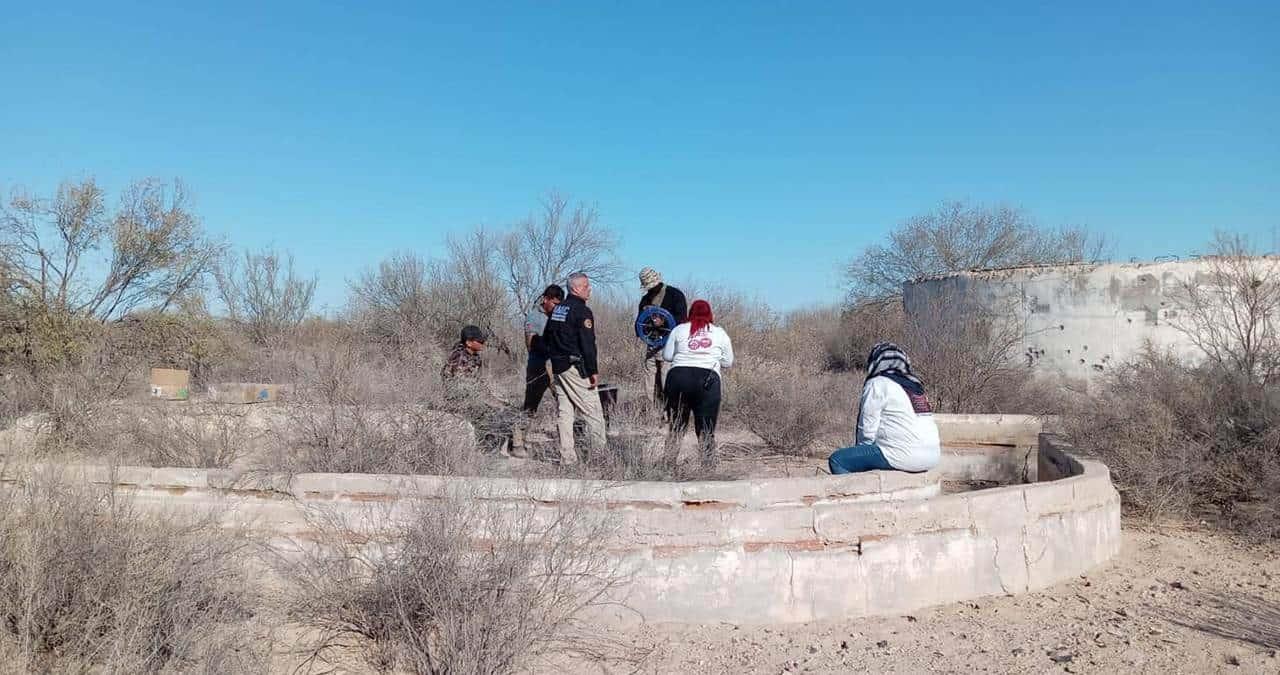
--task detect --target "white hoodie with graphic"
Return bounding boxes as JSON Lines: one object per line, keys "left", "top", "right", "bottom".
{"left": 661, "top": 323, "right": 734, "bottom": 375}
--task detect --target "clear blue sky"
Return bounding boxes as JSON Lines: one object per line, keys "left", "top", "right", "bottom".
{"left": 3, "top": 1, "right": 1277, "bottom": 312}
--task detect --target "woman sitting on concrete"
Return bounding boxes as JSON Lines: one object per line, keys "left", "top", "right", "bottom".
{"left": 661, "top": 300, "right": 734, "bottom": 468}
{"left": 829, "top": 342, "right": 940, "bottom": 474}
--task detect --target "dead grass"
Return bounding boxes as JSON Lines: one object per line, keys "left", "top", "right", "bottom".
{"left": 0, "top": 466, "right": 269, "bottom": 673}
{"left": 725, "top": 360, "right": 854, "bottom": 456}
{"left": 267, "top": 403, "right": 479, "bottom": 476}
{"left": 278, "top": 491, "right": 636, "bottom": 674}
{"left": 1066, "top": 348, "right": 1280, "bottom": 538}
{"left": 1155, "top": 589, "right": 1280, "bottom": 650}
{"left": 112, "top": 405, "right": 251, "bottom": 469}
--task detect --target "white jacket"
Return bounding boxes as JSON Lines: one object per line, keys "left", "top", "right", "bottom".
{"left": 856, "top": 377, "right": 941, "bottom": 472}
{"left": 662, "top": 323, "right": 734, "bottom": 375}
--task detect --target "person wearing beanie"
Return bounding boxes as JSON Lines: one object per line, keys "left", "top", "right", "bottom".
{"left": 636, "top": 267, "right": 688, "bottom": 406}
{"left": 660, "top": 299, "right": 734, "bottom": 468}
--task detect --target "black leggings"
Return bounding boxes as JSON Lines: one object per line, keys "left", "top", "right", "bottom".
{"left": 662, "top": 366, "right": 722, "bottom": 465}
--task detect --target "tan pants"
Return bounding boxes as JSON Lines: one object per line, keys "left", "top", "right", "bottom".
{"left": 643, "top": 354, "right": 669, "bottom": 404}
{"left": 552, "top": 369, "right": 607, "bottom": 465}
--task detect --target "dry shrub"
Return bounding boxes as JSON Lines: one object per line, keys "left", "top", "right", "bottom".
{"left": 1068, "top": 236, "right": 1280, "bottom": 537}
{"left": 348, "top": 243, "right": 519, "bottom": 359}
{"left": 245, "top": 334, "right": 488, "bottom": 476}
{"left": 112, "top": 405, "right": 251, "bottom": 469}
{"left": 824, "top": 294, "right": 1064, "bottom": 415}
{"left": 1065, "top": 348, "right": 1280, "bottom": 536}
{"left": 4, "top": 346, "right": 135, "bottom": 457}
{"left": 281, "top": 492, "right": 630, "bottom": 674}
{"left": 904, "top": 294, "right": 1028, "bottom": 413}
{"left": 275, "top": 404, "right": 478, "bottom": 476}
{"left": 726, "top": 360, "right": 854, "bottom": 455}
{"left": 583, "top": 400, "right": 722, "bottom": 482}
{"left": 0, "top": 468, "right": 267, "bottom": 672}
{"left": 589, "top": 293, "right": 648, "bottom": 387}
{"left": 822, "top": 299, "right": 906, "bottom": 372}
{"left": 105, "top": 309, "right": 237, "bottom": 387}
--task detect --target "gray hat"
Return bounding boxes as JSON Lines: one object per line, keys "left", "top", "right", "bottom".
{"left": 460, "top": 325, "right": 487, "bottom": 343}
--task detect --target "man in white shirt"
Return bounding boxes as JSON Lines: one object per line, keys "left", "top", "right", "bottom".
{"left": 829, "top": 342, "right": 941, "bottom": 474}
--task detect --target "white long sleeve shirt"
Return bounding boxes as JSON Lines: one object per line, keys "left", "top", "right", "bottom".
{"left": 661, "top": 323, "right": 734, "bottom": 374}
{"left": 855, "top": 377, "right": 941, "bottom": 472}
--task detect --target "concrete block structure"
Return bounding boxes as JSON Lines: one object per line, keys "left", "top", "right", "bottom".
{"left": 903, "top": 258, "right": 1280, "bottom": 385}
{"left": 0, "top": 414, "right": 1121, "bottom": 624}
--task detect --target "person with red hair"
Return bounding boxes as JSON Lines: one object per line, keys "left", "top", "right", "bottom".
{"left": 660, "top": 299, "right": 734, "bottom": 467}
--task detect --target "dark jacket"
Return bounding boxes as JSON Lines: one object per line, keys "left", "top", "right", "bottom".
{"left": 543, "top": 294, "right": 599, "bottom": 377}
{"left": 637, "top": 283, "right": 688, "bottom": 325}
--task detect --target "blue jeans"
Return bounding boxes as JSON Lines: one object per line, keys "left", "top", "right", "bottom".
{"left": 828, "top": 442, "right": 893, "bottom": 474}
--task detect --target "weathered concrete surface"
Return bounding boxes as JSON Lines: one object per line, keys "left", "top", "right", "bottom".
{"left": 0, "top": 441, "right": 1117, "bottom": 625}
{"left": 903, "top": 259, "right": 1280, "bottom": 384}
{"left": 933, "top": 413, "right": 1042, "bottom": 448}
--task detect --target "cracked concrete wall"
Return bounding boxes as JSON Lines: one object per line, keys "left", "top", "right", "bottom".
{"left": 0, "top": 423, "right": 1119, "bottom": 624}
{"left": 903, "top": 259, "right": 1280, "bottom": 385}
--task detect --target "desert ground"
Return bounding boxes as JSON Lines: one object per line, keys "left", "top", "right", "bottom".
{"left": 554, "top": 526, "right": 1279, "bottom": 675}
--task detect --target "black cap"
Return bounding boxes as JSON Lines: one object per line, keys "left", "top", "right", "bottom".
{"left": 460, "top": 325, "right": 487, "bottom": 343}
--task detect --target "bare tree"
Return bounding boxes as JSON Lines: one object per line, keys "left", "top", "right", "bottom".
{"left": 497, "top": 193, "right": 621, "bottom": 311}
{"left": 844, "top": 200, "right": 1103, "bottom": 303}
{"left": 215, "top": 247, "right": 317, "bottom": 345}
{"left": 0, "top": 178, "right": 222, "bottom": 321}
{"left": 1170, "top": 232, "right": 1280, "bottom": 384}
{"left": 432, "top": 228, "right": 515, "bottom": 354}
{"left": 348, "top": 193, "right": 619, "bottom": 357}
{"left": 349, "top": 236, "right": 515, "bottom": 356}
{"left": 349, "top": 251, "right": 434, "bottom": 349}
{"left": 903, "top": 294, "right": 1026, "bottom": 413}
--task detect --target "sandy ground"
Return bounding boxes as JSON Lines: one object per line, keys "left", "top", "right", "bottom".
{"left": 271, "top": 524, "right": 1280, "bottom": 674}
{"left": 543, "top": 525, "right": 1280, "bottom": 675}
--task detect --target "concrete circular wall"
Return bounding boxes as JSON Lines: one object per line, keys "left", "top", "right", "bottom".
{"left": 902, "top": 258, "right": 1280, "bottom": 384}
{"left": 0, "top": 415, "right": 1121, "bottom": 624}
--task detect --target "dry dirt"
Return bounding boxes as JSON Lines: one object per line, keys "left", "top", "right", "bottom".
{"left": 545, "top": 525, "right": 1280, "bottom": 675}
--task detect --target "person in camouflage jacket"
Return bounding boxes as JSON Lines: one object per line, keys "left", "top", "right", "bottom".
{"left": 441, "top": 325, "right": 486, "bottom": 379}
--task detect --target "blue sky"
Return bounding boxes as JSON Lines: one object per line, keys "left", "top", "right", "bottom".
{"left": 2, "top": 1, "right": 1277, "bottom": 312}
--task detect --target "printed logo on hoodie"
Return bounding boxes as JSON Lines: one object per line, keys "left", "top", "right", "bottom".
{"left": 907, "top": 390, "right": 933, "bottom": 415}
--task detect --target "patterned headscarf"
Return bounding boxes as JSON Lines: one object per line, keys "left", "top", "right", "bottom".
{"left": 866, "top": 342, "right": 924, "bottom": 391}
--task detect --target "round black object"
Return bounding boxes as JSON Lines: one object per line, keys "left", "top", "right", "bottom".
{"left": 635, "top": 306, "right": 677, "bottom": 348}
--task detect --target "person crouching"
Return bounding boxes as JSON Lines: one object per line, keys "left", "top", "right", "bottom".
{"left": 660, "top": 300, "right": 734, "bottom": 469}
{"left": 828, "top": 342, "right": 940, "bottom": 474}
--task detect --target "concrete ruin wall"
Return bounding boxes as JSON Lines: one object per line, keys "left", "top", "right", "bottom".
{"left": 0, "top": 416, "right": 1120, "bottom": 624}
{"left": 902, "top": 259, "right": 1280, "bottom": 384}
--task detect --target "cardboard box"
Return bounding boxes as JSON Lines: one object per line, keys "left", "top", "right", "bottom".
{"left": 149, "top": 368, "right": 190, "bottom": 400}
{"left": 208, "top": 383, "right": 283, "bottom": 404}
